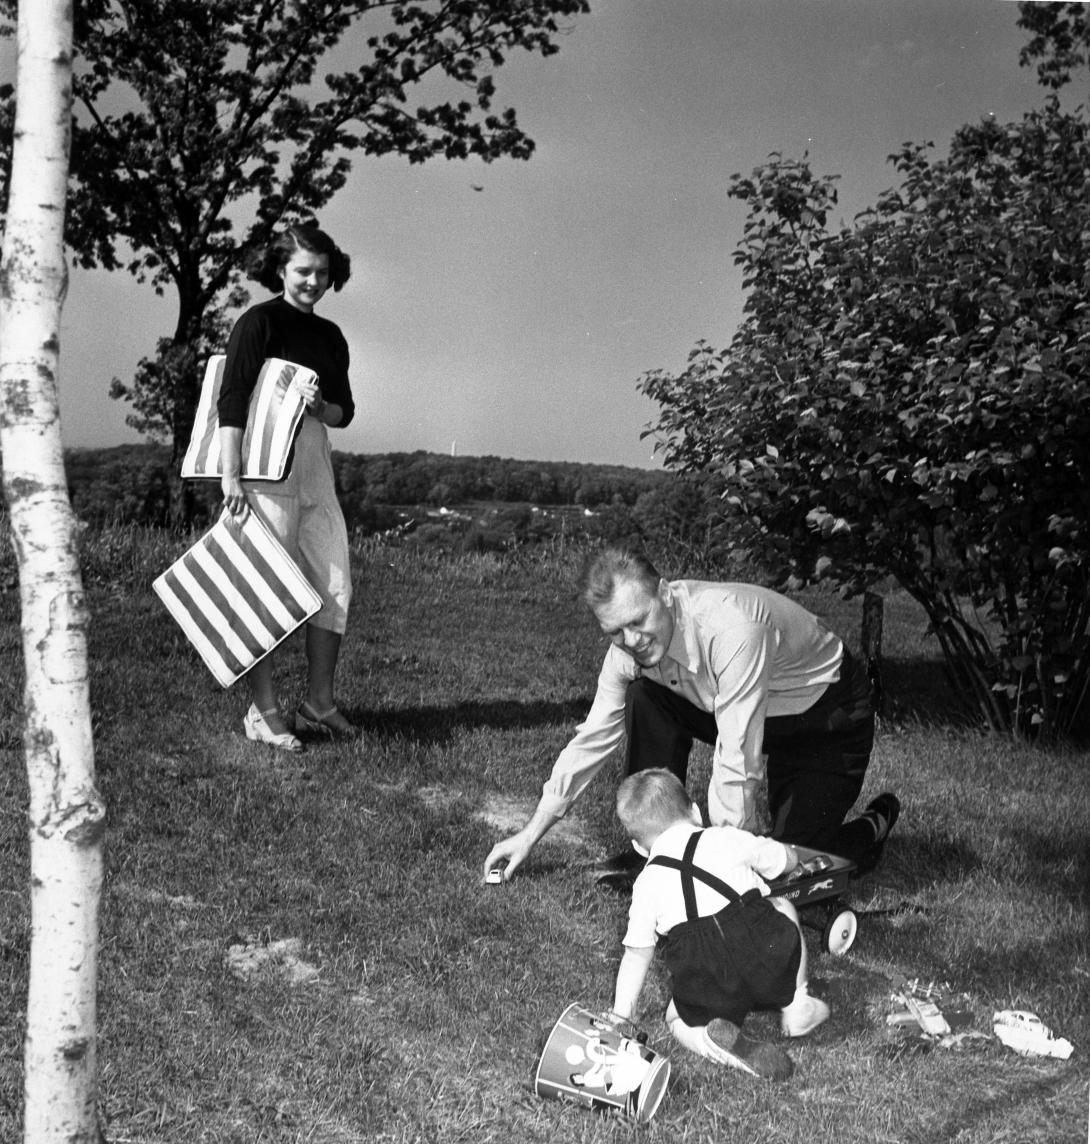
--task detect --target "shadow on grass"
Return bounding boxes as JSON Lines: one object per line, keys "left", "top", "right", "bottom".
{"left": 875, "top": 656, "right": 978, "bottom": 731}
{"left": 352, "top": 655, "right": 981, "bottom": 743}
{"left": 875, "top": 818, "right": 1089, "bottom": 908}
{"left": 347, "top": 697, "right": 592, "bottom": 744}
{"left": 882, "top": 833, "right": 986, "bottom": 889}
{"left": 900, "top": 1072, "right": 1080, "bottom": 1144}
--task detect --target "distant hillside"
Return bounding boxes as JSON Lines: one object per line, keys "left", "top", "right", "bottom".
{"left": 52, "top": 443, "right": 749, "bottom": 578}
{"left": 59, "top": 444, "right": 672, "bottom": 527}
{"left": 332, "top": 449, "right": 669, "bottom": 513}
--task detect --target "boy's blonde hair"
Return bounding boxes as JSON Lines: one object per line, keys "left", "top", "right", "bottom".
{"left": 616, "top": 768, "right": 693, "bottom": 839}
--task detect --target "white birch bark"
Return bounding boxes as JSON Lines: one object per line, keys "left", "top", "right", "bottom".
{"left": 0, "top": 3, "right": 105, "bottom": 1142}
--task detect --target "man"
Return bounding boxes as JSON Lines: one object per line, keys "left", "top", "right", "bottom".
{"left": 483, "top": 546, "right": 899, "bottom": 882}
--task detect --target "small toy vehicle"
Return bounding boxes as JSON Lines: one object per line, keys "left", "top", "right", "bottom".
{"left": 992, "top": 1009, "right": 1074, "bottom": 1058}
{"left": 768, "top": 846, "right": 858, "bottom": 955}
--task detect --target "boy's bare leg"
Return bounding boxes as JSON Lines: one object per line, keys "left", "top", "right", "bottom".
{"left": 770, "top": 898, "right": 831, "bottom": 1037}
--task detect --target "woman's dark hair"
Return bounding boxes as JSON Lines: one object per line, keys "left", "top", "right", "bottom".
{"left": 250, "top": 223, "right": 351, "bottom": 294}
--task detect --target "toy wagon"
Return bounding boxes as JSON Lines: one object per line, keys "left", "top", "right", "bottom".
{"left": 768, "top": 846, "right": 858, "bottom": 955}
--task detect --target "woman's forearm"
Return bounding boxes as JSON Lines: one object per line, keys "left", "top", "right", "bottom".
{"left": 219, "top": 426, "right": 245, "bottom": 507}
{"left": 308, "top": 397, "right": 343, "bottom": 427}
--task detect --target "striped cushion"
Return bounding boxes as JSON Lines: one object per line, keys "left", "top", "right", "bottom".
{"left": 181, "top": 356, "right": 314, "bottom": 481}
{"left": 153, "top": 509, "right": 322, "bottom": 688}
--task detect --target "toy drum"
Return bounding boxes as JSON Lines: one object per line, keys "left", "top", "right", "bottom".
{"left": 535, "top": 1003, "right": 670, "bottom": 1122}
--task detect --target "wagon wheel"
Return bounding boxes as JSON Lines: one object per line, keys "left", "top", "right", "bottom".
{"left": 822, "top": 905, "right": 858, "bottom": 955}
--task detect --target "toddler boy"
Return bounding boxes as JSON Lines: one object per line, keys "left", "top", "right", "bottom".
{"left": 609, "top": 769, "right": 829, "bottom": 1080}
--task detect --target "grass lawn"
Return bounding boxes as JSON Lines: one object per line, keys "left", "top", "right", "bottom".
{"left": 1, "top": 531, "right": 1087, "bottom": 1142}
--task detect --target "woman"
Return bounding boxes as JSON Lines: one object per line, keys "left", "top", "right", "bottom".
{"left": 218, "top": 223, "right": 358, "bottom": 751}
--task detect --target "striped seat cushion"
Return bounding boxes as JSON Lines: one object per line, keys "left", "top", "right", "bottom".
{"left": 153, "top": 509, "right": 322, "bottom": 688}
{"left": 181, "top": 355, "right": 314, "bottom": 481}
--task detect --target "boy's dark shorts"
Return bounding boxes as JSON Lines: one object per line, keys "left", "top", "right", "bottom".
{"left": 661, "top": 893, "right": 801, "bottom": 1027}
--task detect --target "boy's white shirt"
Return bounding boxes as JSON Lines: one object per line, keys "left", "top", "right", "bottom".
{"left": 621, "top": 821, "right": 792, "bottom": 950}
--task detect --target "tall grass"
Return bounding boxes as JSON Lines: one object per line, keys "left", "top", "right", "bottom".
{"left": 0, "top": 535, "right": 1086, "bottom": 1143}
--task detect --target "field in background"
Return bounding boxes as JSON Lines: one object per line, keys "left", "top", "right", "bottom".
{"left": 0, "top": 531, "right": 1087, "bottom": 1142}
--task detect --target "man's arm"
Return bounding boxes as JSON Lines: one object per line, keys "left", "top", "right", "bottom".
{"left": 481, "top": 648, "right": 634, "bottom": 880}
{"left": 482, "top": 802, "right": 562, "bottom": 881}
{"left": 706, "top": 622, "right": 776, "bottom": 831}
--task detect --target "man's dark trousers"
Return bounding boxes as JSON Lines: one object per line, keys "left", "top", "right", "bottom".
{"left": 623, "top": 651, "right": 876, "bottom": 863}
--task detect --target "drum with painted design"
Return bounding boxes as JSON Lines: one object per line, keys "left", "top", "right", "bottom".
{"left": 535, "top": 1003, "right": 670, "bottom": 1122}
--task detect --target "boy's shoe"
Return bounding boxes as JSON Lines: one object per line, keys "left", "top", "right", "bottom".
{"left": 704, "top": 1018, "right": 794, "bottom": 1080}
{"left": 781, "top": 990, "right": 830, "bottom": 1038}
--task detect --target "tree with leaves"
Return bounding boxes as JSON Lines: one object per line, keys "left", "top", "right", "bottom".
{"left": 1017, "top": 0, "right": 1090, "bottom": 90}
{"left": 0, "top": 0, "right": 588, "bottom": 472}
{"left": 640, "top": 9, "right": 1090, "bottom": 740}
{"left": 0, "top": 2, "right": 106, "bottom": 1141}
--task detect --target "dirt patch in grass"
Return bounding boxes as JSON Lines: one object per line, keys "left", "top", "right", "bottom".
{"left": 225, "top": 935, "right": 320, "bottom": 986}
{"left": 409, "top": 784, "right": 604, "bottom": 855}
{"left": 475, "top": 793, "right": 601, "bottom": 854}
{"left": 113, "top": 883, "right": 203, "bottom": 911}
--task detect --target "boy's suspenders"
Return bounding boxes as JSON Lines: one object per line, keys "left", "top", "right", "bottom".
{"left": 646, "top": 829, "right": 755, "bottom": 922}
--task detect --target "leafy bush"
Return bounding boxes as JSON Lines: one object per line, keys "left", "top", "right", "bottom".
{"left": 641, "top": 101, "right": 1090, "bottom": 740}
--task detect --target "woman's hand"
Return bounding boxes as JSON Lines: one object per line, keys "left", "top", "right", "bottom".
{"left": 296, "top": 376, "right": 323, "bottom": 411}
{"left": 218, "top": 426, "right": 247, "bottom": 516}
{"left": 296, "top": 377, "right": 329, "bottom": 421}
{"left": 221, "top": 473, "right": 248, "bottom": 518}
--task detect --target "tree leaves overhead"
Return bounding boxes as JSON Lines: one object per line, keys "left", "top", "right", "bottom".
{"left": 58, "top": 0, "right": 587, "bottom": 292}
{"left": 0, "top": 0, "right": 588, "bottom": 454}
{"left": 1017, "top": 0, "right": 1090, "bottom": 89}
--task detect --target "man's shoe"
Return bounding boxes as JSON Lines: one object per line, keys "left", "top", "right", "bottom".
{"left": 704, "top": 1018, "right": 794, "bottom": 1080}
{"left": 850, "top": 792, "right": 901, "bottom": 877}
{"left": 592, "top": 849, "right": 645, "bottom": 889}
{"left": 595, "top": 849, "right": 645, "bottom": 874}
{"left": 781, "top": 989, "right": 830, "bottom": 1038}
{"left": 861, "top": 792, "right": 900, "bottom": 843}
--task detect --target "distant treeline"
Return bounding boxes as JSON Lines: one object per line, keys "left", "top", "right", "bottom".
{"left": 57, "top": 443, "right": 744, "bottom": 572}
{"left": 333, "top": 449, "right": 668, "bottom": 515}
{"left": 60, "top": 444, "right": 667, "bottom": 524}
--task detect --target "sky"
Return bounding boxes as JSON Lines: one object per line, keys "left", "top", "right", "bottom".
{"left": 56, "top": 0, "right": 1046, "bottom": 470}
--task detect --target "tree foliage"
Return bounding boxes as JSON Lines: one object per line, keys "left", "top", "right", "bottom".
{"left": 0, "top": 0, "right": 589, "bottom": 454}
{"left": 640, "top": 31, "right": 1090, "bottom": 739}
{"left": 1017, "top": 0, "right": 1090, "bottom": 90}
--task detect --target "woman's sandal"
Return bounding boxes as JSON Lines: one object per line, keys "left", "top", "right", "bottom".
{"left": 295, "top": 701, "right": 358, "bottom": 739}
{"left": 244, "top": 704, "right": 305, "bottom": 753}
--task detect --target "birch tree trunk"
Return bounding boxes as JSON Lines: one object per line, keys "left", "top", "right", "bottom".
{"left": 0, "top": 3, "right": 105, "bottom": 1142}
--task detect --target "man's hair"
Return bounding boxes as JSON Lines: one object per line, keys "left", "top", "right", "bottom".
{"left": 616, "top": 768, "right": 692, "bottom": 837}
{"left": 251, "top": 223, "right": 352, "bottom": 294}
{"left": 578, "top": 545, "right": 662, "bottom": 609}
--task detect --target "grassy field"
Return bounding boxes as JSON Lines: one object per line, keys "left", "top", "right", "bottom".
{"left": 1, "top": 529, "right": 1087, "bottom": 1142}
